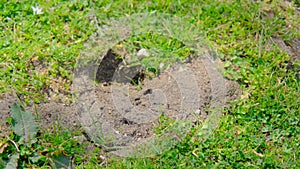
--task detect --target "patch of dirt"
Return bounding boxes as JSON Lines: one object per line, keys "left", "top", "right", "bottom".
{"left": 83, "top": 59, "right": 212, "bottom": 147}
{"left": 0, "top": 94, "right": 79, "bottom": 133}
{"left": 268, "top": 37, "right": 300, "bottom": 79}
{"left": 0, "top": 94, "right": 18, "bottom": 134}
{"left": 71, "top": 49, "right": 242, "bottom": 151}
{"left": 262, "top": 0, "right": 300, "bottom": 79}
{"left": 0, "top": 49, "right": 241, "bottom": 153}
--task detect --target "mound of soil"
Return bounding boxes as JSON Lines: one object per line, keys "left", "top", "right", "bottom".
{"left": 76, "top": 59, "right": 212, "bottom": 147}
{"left": 0, "top": 50, "right": 241, "bottom": 155}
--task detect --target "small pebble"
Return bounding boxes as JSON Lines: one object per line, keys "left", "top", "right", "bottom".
{"left": 137, "top": 48, "right": 149, "bottom": 58}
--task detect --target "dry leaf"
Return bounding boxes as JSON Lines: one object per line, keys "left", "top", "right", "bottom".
{"left": 0, "top": 142, "right": 9, "bottom": 153}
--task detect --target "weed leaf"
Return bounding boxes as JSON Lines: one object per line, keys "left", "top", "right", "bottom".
{"left": 10, "top": 103, "right": 38, "bottom": 146}
{"left": 49, "top": 151, "right": 72, "bottom": 169}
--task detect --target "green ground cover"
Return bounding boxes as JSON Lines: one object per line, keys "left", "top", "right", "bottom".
{"left": 1, "top": 0, "right": 299, "bottom": 168}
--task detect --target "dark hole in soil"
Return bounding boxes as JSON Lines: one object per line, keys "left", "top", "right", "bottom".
{"left": 143, "top": 89, "right": 152, "bottom": 95}
{"left": 121, "top": 118, "right": 136, "bottom": 125}
{"left": 96, "top": 49, "right": 145, "bottom": 84}
{"left": 96, "top": 49, "right": 123, "bottom": 83}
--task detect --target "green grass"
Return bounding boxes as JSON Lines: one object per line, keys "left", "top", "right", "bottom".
{"left": 118, "top": 32, "right": 194, "bottom": 72}
{"left": 1, "top": 0, "right": 300, "bottom": 168}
